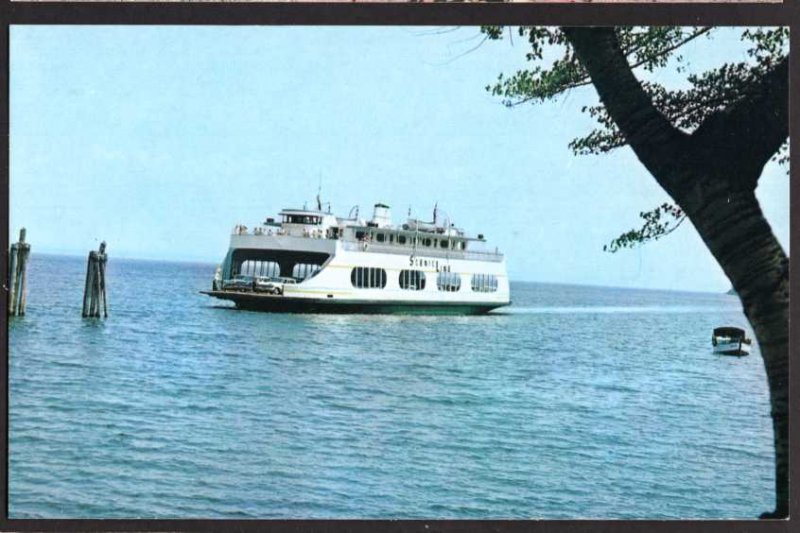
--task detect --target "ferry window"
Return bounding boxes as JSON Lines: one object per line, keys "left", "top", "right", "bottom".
{"left": 423, "top": 238, "right": 432, "bottom": 247}
{"left": 399, "top": 270, "right": 426, "bottom": 291}
{"left": 376, "top": 233, "right": 385, "bottom": 243}
{"left": 241, "top": 260, "right": 279, "bottom": 278}
{"left": 441, "top": 240, "right": 449, "bottom": 249}
{"left": 398, "top": 236, "right": 407, "bottom": 245}
{"left": 356, "top": 231, "right": 366, "bottom": 240}
{"left": 471, "top": 274, "right": 498, "bottom": 293}
{"left": 350, "top": 267, "right": 387, "bottom": 289}
{"left": 389, "top": 234, "right": 395, "bottom": 243}
{"left": 437, "top": 271, "right": 461, "bottom": 292}
{"left": 293, "top": 263, "right": 321, "bottom": 281}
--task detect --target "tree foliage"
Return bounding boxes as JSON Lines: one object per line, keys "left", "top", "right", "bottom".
{"left": 603, "top": 203, "right": 686, "bottom": 253}
{"left": 483, "top": 27, "right": 789, "bottom": 251}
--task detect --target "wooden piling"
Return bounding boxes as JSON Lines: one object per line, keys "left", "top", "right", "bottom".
{"left": 82, "top": 241, "right": 108, "bottom": 318}
{"left": 82, "top": 252, "right": 94, "bottom": 317}
{"left": 8, "top": 242, "right": 18, "bottom": 315}
{"left": 99, "top": 242, "right": 108, "bottom": 318}
{"left": 8, "top": 228, "right": 31, "bottom": 316}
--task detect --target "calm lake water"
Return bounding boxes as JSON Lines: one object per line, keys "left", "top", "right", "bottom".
{"left": 9, "top": 254, "right": 773, "bottom": 519}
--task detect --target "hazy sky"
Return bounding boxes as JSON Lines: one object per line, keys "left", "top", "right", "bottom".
{"left": 10, "top": 26, "right": 789, "bottom": 292}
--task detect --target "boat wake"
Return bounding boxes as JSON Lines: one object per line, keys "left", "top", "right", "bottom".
{"left": 504, "top": 305, "right": 732, "bottom": 315}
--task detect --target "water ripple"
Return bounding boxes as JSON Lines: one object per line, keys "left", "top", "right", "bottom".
{"left": 9, "top": 255, "right": 772, "bottom": 519}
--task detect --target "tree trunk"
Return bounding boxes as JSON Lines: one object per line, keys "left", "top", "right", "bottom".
{"left": 564, "top": 27, "right": 789, "bottom": 517}
{"left": 685, "top": 185, "right": 789, "bottom": 518}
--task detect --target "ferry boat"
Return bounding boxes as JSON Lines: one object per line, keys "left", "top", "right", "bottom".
{"left": 202, "top": 199, "right": 510, "bottom": 314}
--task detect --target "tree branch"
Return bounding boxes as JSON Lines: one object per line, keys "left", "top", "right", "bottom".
{"left": 623, "top": 27, "right": 713, "bottom": 72}
{"left": 692, "top": 57, "right": 788, "bottom": 190}
{"left": 503, "top": 28, "right": 713, "bottom": 108}
{"left": 563, "top": 27, "right": 691, "bottom": 198}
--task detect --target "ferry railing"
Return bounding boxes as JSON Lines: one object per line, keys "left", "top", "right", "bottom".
{"left": 231, "top": 228, "right": 504, "bottom": 262}
{"left": 234, "top": 227, "right": 329, "bottom": 239}
{"left": 340, "top": 240, "right": 504, "bottom": 262}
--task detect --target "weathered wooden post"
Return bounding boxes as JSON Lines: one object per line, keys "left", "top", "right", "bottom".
{"left": 99, "top": 242, "right": 108, "bottom": 318}
{"left": 82, "top": 241, "right": 108, "bottom": 318}
{"left": 8, "top": 228, "right": 31, "bottom": 316}
{"left": 82, "top": 248, "right": 95, "bottom": 317}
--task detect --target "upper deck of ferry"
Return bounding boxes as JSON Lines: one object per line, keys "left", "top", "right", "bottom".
{"left": 230, "top": 202, "right": 504, "bottom": 262}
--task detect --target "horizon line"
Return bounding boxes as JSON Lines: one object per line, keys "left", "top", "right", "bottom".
{"left": 26, "top": 250, "right": 732, "bottom": 297}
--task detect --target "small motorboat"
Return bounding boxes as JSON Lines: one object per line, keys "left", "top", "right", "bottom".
{"left": 712, "top": 327, "right": 752, "bottom": 356}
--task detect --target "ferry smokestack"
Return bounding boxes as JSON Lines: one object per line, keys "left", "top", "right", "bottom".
{"left": 371, "top": 203, "right": 392, "bottom": 228}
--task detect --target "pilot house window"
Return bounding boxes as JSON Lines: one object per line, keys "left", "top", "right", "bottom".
{"left": 284, "top": 215, "right": 321, "bottom": 225}
{"left": 399, "top": 270, "right": 426, "bottom": 291}
{"left": 350, "top": 267, "right": 387, "bottom": 289}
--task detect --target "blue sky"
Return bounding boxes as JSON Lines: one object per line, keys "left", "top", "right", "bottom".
{"left": 10, "top": 26, "right": 789, "bottom": 292}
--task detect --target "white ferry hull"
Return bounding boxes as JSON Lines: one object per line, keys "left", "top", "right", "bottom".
{"left": 203, "top": 290, "right": 504, "bottom": 314}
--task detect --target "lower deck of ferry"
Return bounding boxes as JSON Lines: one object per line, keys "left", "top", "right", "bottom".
{"left": 201, "top": 290, "right": 504, "bottom": 315}
{"left": 208, "top": 235, "right": 510, "bottom": 315}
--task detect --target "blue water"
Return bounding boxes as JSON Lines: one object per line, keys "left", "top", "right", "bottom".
{"left": 9, "top": 254, "right": 774, "bottom": 519}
